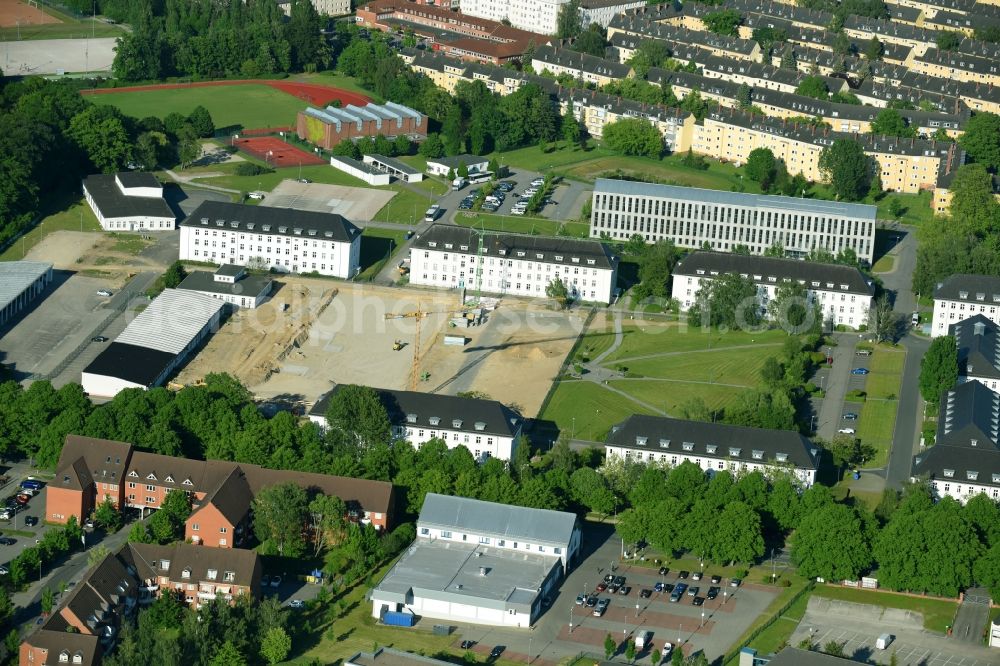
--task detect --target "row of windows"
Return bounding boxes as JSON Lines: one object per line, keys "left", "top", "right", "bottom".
{"left": 420, "top": 527, "right": 563, "bottom": 554}
{"left": 422, "top": 252, "right": 603, "bottom": 275}
{"left": 191, "top": 230, "right": 343, "bottom": 247}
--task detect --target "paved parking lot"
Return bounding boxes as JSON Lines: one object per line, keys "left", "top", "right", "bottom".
{"left": 0, "top": 477, "right": 53, "bottom": 568}
{"left": 439, "top": 168, "right": 547, "bottom": 223}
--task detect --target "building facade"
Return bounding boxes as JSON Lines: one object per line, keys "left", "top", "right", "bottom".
{"left": 605, "top": 415, "right": 820, "bottom": 487}
{"left": 409, "top": 224, "right": 619, "bottom": 304}
{"left": 176, "top": 265, "right": 273, "bottom": 309}
{"left": 459, "top": 0, "right": 567, "bottom": 35}
{"left": 179, "top": 201, "right": 362, "bottom": 279}
{"left": 83, "top": 173, "right": 175, "bottom": 232}
{"left": 671, "top": 251, "right": 875, "bottom": 330}
{"left": 932, "top": 274, "right": 1000, "bottom": 337}
{"left": 591, "top": 179, "right": 878, "bottom": 264}
{"left": 309, "top": 386, "right": 523, "bottom": 461}
{"left": 296, "top": 101, "right": 427, "bottom": 150}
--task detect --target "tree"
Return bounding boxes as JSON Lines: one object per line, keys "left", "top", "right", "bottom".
{"left": 418, "top": 133, "right": 445, "bottom": 159}
{"left": 887, "top": 198, "right": 904, "bottom": 219}
{"left": 94, "top": 497, "right": 122, "bottom": 532}
{"left": 745, "top": 148, "right": 778, "bottom": 190}
{"left": 868, "top": 294, "right": 897, "bottom": 344}
{"left": 832, "top": 32, "right": 853, "bottom": 56}
{"left": 41, "top": 587, "right": 54, "bottom": 615}
{"left": 69, "top": 106, "right": 133, "bottom": 174}
{"left": 864, "top": 36, "right": 884, "bottom": 60}
{"left": 134, "top": 131, "right": 168, "bottom": 170}
{"left": 625, "top": 639, "right": 636, "bottom": 663}
{"left": 627, "top": 40, "right": 670, "bottom": 77}
{"left": 562, "top": 103, "right": 583, "bottom": 148}
{"left": 780, "top": 47, "right": 797, "bottom": 70}
{"left": 958, "top": 112, "right": 1000, "bottom": 172}
{"left": 324, "top": 385, "right": 391, "bottom": 451}
{"left": 795, "top": 76, "right": 829, "bottom": 100}
{"left": 128, "top": 522, "right": 152, "bottom": 544}
{"left": 0, "top": 588, "right": 11, "bottom": 631}
{"left": 793, "top": 503, "right": 873, "bottom": 581}
{"left": 605, "top": 634, "right": 616, "bottom": 659}
{"left": 823, "top": 642, "right": 846, "bottom": 658}
{"left": 735, "top": 82, "right": 752, "bottom": 109}
{"left": 162, "top": 261, "right": 188, "bottom": 290}
{"left": 633, "top": 240, "right": 679, "bottom": 301}
{"left": 650, "top": 648, "right": 661, "bottom": 665}
{"left": 252, "top": 482, "right": 309, "bottom": 557}
{"left": 210, "top": 641, "right": 247, "bottom": 666}
{"left": 187, "top": 106, "right": 215, "bottom": 138}
{"left": 819, "top": 139, "right": 871, "bottom": 201}
{"left": 688, "top": 273, "right": 762, "bottom": 330}
{"left": 602, "top": 118, "right": 662, "bottom": 158}
{"left": 768, "top": 280, "right": 817, "bottom": 334}
{"left": 259, "top": 627, "right": 291, "bottom": 665}
{"left": 973, "top": 542, "right": 1000, "bottom": 600}
{"left": 935, "top": 31, "right": 961, "bottom": 51}
{"left": 546, "top": 277, "right": 571, "bottom": 308}
{"left": 571, "top": 26, "right": 607, "bottom": 57}
{"left": 711, "top": 501, "right": 764, "bottom": 564}
{"left": 919, "top": 335, "right": 959, "bottom": 404}
{"left": 870, "top": 109, "right": 914, "bottom": 138}
{"left": 556, "top": 0, "right": 582, "bottom": 39}
{"left": 702, "top": 10, "right": 742, "bottom": 36}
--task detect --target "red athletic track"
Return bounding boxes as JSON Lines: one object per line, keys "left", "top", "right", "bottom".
{"left": 81, "top": 79, "right": 371, "bottom": 108}
{"left": 234, "top": 136, "right": 326, "bottom": 167}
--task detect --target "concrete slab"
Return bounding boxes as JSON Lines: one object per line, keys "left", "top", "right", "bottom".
{"left": 0, "top": 37, "right": 116, "bottom": 75}
{"left": 261, "top": 180, "right": 394, "bottom": 220}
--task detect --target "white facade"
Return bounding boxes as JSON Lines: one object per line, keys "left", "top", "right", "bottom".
{"left": 933, "top": 297, "right": 1000, "bottom": 337}
{"left": 83, "top": 173, "right": 175, "bottom": 232}
{"left": 460, "top": 0, "right": 566, "bottom": 35}
{"left": 425, "top": 156, "right": 490, "bottom": 177}
{"left": 579, "top": 0, "right": 644, "bottom": 28}
{"left": 179, "top": 216, "right": 361, "bottom": 279}
{"left": 409, "top": 232, "right": 618, "bottom": 304}
{"left": 79, "top": 373, "right": 146, "bottom": 398}
{"left": 671, "top": 273, "right": 873, "bottom": 329}
{"left": 330, "top": 156, "right": 392, "bottom": 186}
{"left": 929, "top": 474, "right": 1000, "bottom": 504}
{"left": 591, "top": 179, "right": 877, "bottom": 264}
{"left": 395, "top": 422, "right": 518, "bottom": 461}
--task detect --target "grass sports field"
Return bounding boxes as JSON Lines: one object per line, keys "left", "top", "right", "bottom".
{"left": 90, "top": 83, "right": 306, "bottom": 129}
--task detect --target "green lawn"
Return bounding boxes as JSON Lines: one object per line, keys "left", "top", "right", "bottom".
{"left": 373, "top": 187, "right": 436, "bottom": 226}
{"left": 574, "top": 318, "right": 617, "bottom": 362}
{"left": 876, "top": 190, "right": 934, "bottom": 226}
{"left": 606, "top": 321, "right": 787, "bottom": 362}
{"left": 539, "top": 381, "right": 657, "bottom": 441}
{"left": 453, "top": 212, "right": 561, "bottom": 236}
{"left": 0, "top": 194, "right": 102, "bottom": 262}
{"left": 722, "top": 579, "right": 812, "bottom": 665}
{"left": 624, "top": 345, "right": 770, "bottom": 386}
{"left": 609, "top": 379, "right": 744, "bottom": 417}
{"left": 872, "top": 254, "right": 895, "bottom": 273}
{"left": 742, "top": 587, "right": 812, "bottom": 657}
{"left": 193, "top": 163, "right": 366, "bottom": 192}
{"left": 357, "top": 228, "right": 407, "bottom": 281}
{"left": 857, "top": 400, "right": 898, "bottom": 465}
{"left": 865, "top": 349, "right": 905, "bottom": 400}
{"left": 811, "top": 585, "right": 957, "bottom": 633}
{"left": 90, "top": 84, "right": 306, "bottom": 129}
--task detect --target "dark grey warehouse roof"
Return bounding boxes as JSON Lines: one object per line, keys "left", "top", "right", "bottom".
{"left": 412, "top": 224, "right": 617, "bottom": 271}
{"left": 674, "top": 251, "right": 874, "bottom": 296}
{"left": 181, "top": 201, "right": 361, "bottom": 243}
{"left": 176, "top": 271, "right": 273, "bottom": 299}
{"left": 311, "top": 385, "right": 521, "bottom": 438}
{"left": 606, "top": 415, "right": 818, "bottom": 470}
{"left": 951, "top": 315, "right": 1000, "bottom": 381}
{"left": 933, "top": 274, "right": 1000, "bottom": 303}
{"left": 419, "top": 493, "right": 578, "bottom": 548}
{"left": 83, "top": 174, "right": 174, "bottom": 220}
{"left": 82, "top": 342, "right": 178, "bottom": 388}
{"left": 595, "top": 179, "right": 877, "bottom": 219}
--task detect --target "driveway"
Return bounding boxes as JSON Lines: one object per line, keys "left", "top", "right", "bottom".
{"left": 815, "top": 335, "right": 859, "bottom": 442}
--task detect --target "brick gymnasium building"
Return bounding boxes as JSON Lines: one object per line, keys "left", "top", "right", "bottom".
{"left": 355, "top": 0, "right": 550, "bottom": 64}
{"left": 296, "top": 100, "right": 428, "bottom": 150}
{"left": 46, "top": 435, "right": 396, "bottom": 543}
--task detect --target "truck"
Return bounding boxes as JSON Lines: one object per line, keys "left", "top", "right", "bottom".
{"left": 424, "top": 204, "right": 440, "bottom": 223}
{"left": 635, "top": 631, "right": 651, "bottom": 650}
{"left": 875, "top": 634, "right": 894, "bottom": 650}
{"left": 452, "top": 177, "right": 467, "bottom": 191}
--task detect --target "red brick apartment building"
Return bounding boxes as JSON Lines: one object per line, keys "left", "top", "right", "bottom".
{"left": 47, "top": 435, "right": 395, "bottom": 543}
{"left": 21, "top": 543, "right": 261, "bottom": 666}
{"left": 295, "top": 100, "right": 428, "bottom": 150}
{"left": 355, "top": 0, "right": 549, "bottom": 64}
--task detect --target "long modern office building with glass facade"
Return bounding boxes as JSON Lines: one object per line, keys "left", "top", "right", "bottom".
{"left": 590, "top": 179, "right": 877, "bottom": 264}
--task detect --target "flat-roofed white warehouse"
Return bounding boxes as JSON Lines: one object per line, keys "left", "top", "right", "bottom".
{"left": 590, "top": 179, "right": 877, "bottom": 264}
{"left": 115, "top": 289, "right": 226, "bottom": 354}
{"left": 0, "top": 261, "right": 53, "bottom": 327}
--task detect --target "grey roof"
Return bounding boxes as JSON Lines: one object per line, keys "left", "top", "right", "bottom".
{"left": 176, "top": 271, "right": 273, "bottom": 300}
{"left": 595, "top": 179, "right": 877, "bottom": 220}
{"left": 23, "top": 630, "right": 101, "bottom": 666}
{"left": 374, "top": 538, "right": 557, "bottom": 613}
{"left": 934, "top": 274, "right": 1000, "bottom": 303}
{"left": 215, "top": 264, "right": 244, "bottom": 277}
{"left": 83, "top": 174, "right": 174, "bottom": 220}
{"left": 936, "top": 380, "right": 1000, "bottom": 447}
{"left": 310, "top": 385, "right": 521, "bottom": 438}
{"left": 0, "top": 261, "right": 51, "bottom": 311}
{"left": 116, "top": 171, "right": 160, "bottom": 189}
{"left": 533, "top": 45, "right": 633, "bottom": 79}
{"left": 913, "top": 445, "right": 1000, "bottom": 490}
{"left": 347, "top": 648, "right": 456, "bottom": 666}
{"left": 674, "top": 251, "right": 874, "bottom": 296}
{"left": 82, "top": 342, "right": 180, "bottom": 388}
{"left": 766, "top": 647, "right": 858, "bottom": 665}
{"left": 181, "top": 201, "right": 362, "bottom": 244}
{"left": 115, "top": 289, "right": 223, "bottom": 355}
{"left": 606, "top": 415, "right": 818, "bottom": 470}
{"left": 419, "top": 493, "right": 578, "bottom": 548}
{"left": 412, "top": 223, "right": 617, "bottom": 271}
{"left": 126, "top": 542, "right": 260, "bottom": 588}
{"left": 426, "top": 154, "right": 490, "bottom": 170}
{"left": 330, "top": 155, "right": 387, "bottom": 177}
{"left": 364, "top": 153, "right": 421, "bottom": 175}
{"left": 951, "top": 315, "right": 1000, "bottom": 381}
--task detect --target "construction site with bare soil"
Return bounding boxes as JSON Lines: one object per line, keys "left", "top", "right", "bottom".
{"left": 173, "top": 278, "right": 586, "bottom": 417}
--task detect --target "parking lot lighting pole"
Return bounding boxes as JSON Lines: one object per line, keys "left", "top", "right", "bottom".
{"left": 569, "top": 606, "right": 573, "bottom": 633}
{"left": 700, "top": 611, "right": 705, "bottom": 628}
{"left": 723, "top": 590, "right": 727, "bottom": 605}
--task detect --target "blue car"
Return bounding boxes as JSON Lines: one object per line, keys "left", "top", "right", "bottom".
{"left": 851, "top": 368, "right": 870, "bottom": 375}
{"left": 20, "top": 480, "right": 42, "bottom": 491}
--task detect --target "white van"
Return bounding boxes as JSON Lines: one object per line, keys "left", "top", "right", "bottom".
{"left": 635, "top": 631, "right": 651, "bottom": 650}
{"left": 452, "top": 178, "right": 467, "bottom": 191}
{"left": 424, "top": 205, "right": 441, "bottom": 223}
{"left": 875, "top": 634, "right": 894, "bottom": 650}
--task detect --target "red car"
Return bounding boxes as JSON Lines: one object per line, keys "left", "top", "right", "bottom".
{"left": 596, "top": 582, "right": 608, "bottom": 592}
{"left": 15, "top": 494, "right": 30, "bottom": 505}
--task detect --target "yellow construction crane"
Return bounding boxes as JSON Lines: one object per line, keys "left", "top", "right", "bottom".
{"left": 385, "top": 305, "right": 470, "bottom": 389}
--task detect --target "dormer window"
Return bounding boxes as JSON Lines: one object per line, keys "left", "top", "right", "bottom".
{"left": 215, "top": 220, "right": 224, "bottom": 227}
{"left": 943, "top": 469, "right": 955, "bottom": 478}
{"left": 706, "top": 444, "right": 717, "bottom": 454}
{"left": 967, "top": 471, "right": 979, "bottom": 481}
{"left": 324, "top": 231, "right": 333, "bottom": 238}
{"left": 183, "top": 478, "right": 193, "bottom": 486}
{"left": 73, "top": 653, "right": 83, "bottom": 665}
{"left": 406, "top": 413, "right": 417, "bottom": 424}
{"left": 146, "top": 473, "right": 156, "bottom": 480}
{"left": 224, "top": 571, "right": 236, "bottom": 582}
{"left": 200, "top": 217, "right": 208, "bottom": 225}
{"left": 460, "top": 245, "right": 469, "bottom": 251}
{"left": 971, "top": 439, "right": 978, "bottom": 447}
{"left": 536, "top": 254, "right": 544, "bottom": 259}
{"left": 767, "top": 276, "right": 777, "bottom": 283}
{"left": 474, "top": 421, "right": 486, "bottom": 431}
{"left": 59, "top": 651, "right": 69, "bottom": 663}
{"left": 729, "top": 447, "right": 741, "bottom": 457}
{"left": 278, "top": 226, "right": 288, "bottom": 233}
{"left": 229, "top": 222, "right": 238, "bottom": 229}
{"left": 262, "top": 225, "right": 271, "bottom": 232}
{"left": 181, "top": 568, "right": 191, "bottom": 579}
{"left": 517, "top": 251, "right": 525, "bottom": 257}
{"left": 572, "top": 257, "right": 580, "bottom": 263}
{"left": 429, "top": 416, "right": 441, "bottom": 426}
{"left": 960, "top": 291, "right": 969, "bottom": 299}
{"left": 697, "top": 269, "right": 705, "bottom": 275}
{"left": 752, "top": 450, "right": 764, "bottom": 460}
{"left": 977, "top": 293, "right": 985, "bottom": 301}
{"left": 160, "top": 559, "right": 170, "bottom": 570}
{"left": 659, "top": 439, "right": 670, "bottom": 448}
{"left": 776, "top": 452, "right": 789, "bottom": 462}
{"left": 993, "top": 473, "right": 1000, "bottom": 483}
{"left": 293, "top": 228, "right": 303, "bottom": 235}
{"left": 445, "top": 243, "right": 453, "bottom": 250}
{"left": 207, "top": 569, "right": 217, "bottom": 580}
{"left": 554, "top": 255, "right": 563, "bottom": 261}
{"left": 811, "top": 281, "right": 820, "bottom": 287}
{"left": 129, "top": 470, "right": 138, "bottom": 477}
{"left": 636, "top": 436, "right": 648, "bottom": 446}
{"left": 247, "top": 223, "right": 255, "bottom": 230}
{"left": 682, "top": 442, "right": 694, "bottom": 452}
{"left": 165, "top": 475, "right": 174, "bottom": 483}
{"left": 452, "top": 419, "right": 463, "bottom": 428}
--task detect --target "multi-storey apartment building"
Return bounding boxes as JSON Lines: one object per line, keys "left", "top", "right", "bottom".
{"left": 309, "top": 386, "right": 524, "bottom": 461}
{"left": 590, "top": 179, "right": 877, "bottom": 263}
{"left": 459, "top": 0, "right": 567, "bottom": 35}
{"left": 911, "top": 46, "right": 1000, "bottom": 85}
{"left": 409, "top": 224, "right": 619, "bottom": 304}
{"left": 127, "top": 542, "right": 261, "bottom": 609}
{"left": 932, "top": 274, "right": 1000, "bottom": 336}
{"left": 605, "top": 415, "right": 820, "bottom": 487}
{"left": 532, "top": 45, "right": 634, "bottom": 88}
{"left": 670, "top": 251, "right": 875, "bottom": 329}
{"left": 179, "top": 201, "right": 362, "bottom": 279}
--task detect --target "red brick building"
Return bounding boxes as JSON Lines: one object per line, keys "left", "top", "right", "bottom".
{"left": 296, "top": 100, "right": 428, "bottom": 150}
{"left": 125, "top": 542, "right": 261, "bottom": 609}
{"left": 47, "top": 435, "right": 396, "bottom": 539}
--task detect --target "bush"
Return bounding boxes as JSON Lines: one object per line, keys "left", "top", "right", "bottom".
{"left": 845, "top": 389, "right": 867, "bottom": 401}
{"left": 234, "top": 162, "right": 274, "bottom": 177}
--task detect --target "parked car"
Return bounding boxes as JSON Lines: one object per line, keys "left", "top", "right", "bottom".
{"left": 0, "top": 566, "right": 8, "bottom": 575}
{"left": 710, "top": 574, "right": 722, "bottom": 584}
{"left": 0, "top": 510, "right": 11, "bottom": 521}
{"left": 843, "top": 412, "right": 859, "bottom": 420}
{"left": 18, "top": 488, "right": 34, "bottom": 497}
{"left": 596, "top": 582, "right": 608, "bottom": 592}
{"left": 687, "top": 586, "right": 699, "bottom": 597}
{"left": 618, "top": 586, "right": 631, "bottom": 595}
{"left": 269, "top": 575, "right": 282, "bottom": 588}
{"left": 16, "top": 494, "right": 30, "bottom": 505}
{"left": 510, "top": 207, "right": 527, "bottom": 215}
{"left": 640, "top": 589, "right": 652, "bottom": 599}
{"left": 707, "top": 586, "right": 720, "bottom": 600}
{"left": 24, "top": 516, "right": 38, "bottom": 527}
{"left": 851, "top": 368, "right": 870, "bottom": 375}
{"left": 856, "top": 349, "right": 872, "bottom": 357}
{"left": 658, "top": 566, "right": 669, "bottom": 575}
{"left": 692, "top": 571, "right": 702, "bottom": 581}
{"left": 662, "top": 642, "right": 673, "bottom": 658}
{"left": 654, "top": 582, "right": 674, "bottom": 593}
{"left": 692, "top": 596, "right": 705, "bottom": 607}
{"left": 613, "top": 576, "right": 625, "bottom": 587}
{"left": 669, "top": 589, "right": 683, "bottom": 603}
{"left": 603, "top": 574, "right": 615, "bottom": 583}
{"left": 91, "top": 336, "right": 109, "bottom": 343}
{"left": 260, "top": 575, "right": 271, "bottom": 587}
{"left": 289, "top": 599, "right": 304, "bottom": 609}
{"left": 530, "top": 178, "right": 544, "bottom": 187}
{"left": 575, "top": 594, "right": 585, "bottom": 605}
{"left": 593, "top": 598, "right": 609, "bottom": 616}
{"left": 460, "top": 640, "right": 475, "bottom": 650}
{"left": 96, "top": 289, "right": 113, "bottom": 297}
{"left": 729, "top": 578, "right": 741, "bottom": 588}
{"left": 0, "top": 537, "right": 15, "bottom": 546}
{"left": 838, "top": 428, "right": 856, "bottom": 435}
{"left": 490, "top": 646, "right": 505, "bottom": 659}
{"left": 678, "top": 571, "right": 689, "bottom": 579}
{"left": 20, "top": 480, "right": 43, "bottom": 491}
{"left": 585, "top": 596, "right": 597, "bottom": 607}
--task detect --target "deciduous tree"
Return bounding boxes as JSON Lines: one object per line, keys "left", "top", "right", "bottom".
{"left": 958, "top": 112, "right": 1000, "bottom": 172}
{"left": 819, "top": 139, "right": 871, "bottom": 201}
{"left": 793, "top": 503, "right": 873, "bottom": 581}
{"left": 919, "top": 335, "right": 958, "bottom": 404}
{"left": 252, "top": 482, "right": 308, "bottom": 557}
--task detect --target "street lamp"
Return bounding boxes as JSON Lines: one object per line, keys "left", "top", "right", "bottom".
{"left": 723, "top": 589, "right": 728, "bottom": 605}
{"left": 569, "top": 605, "right": 573, "bottom": 633}
{"left": 700, "top": 611, "right": 705, "bottom": 628}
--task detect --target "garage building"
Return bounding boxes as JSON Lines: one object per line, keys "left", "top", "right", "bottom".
{"left": 81, "top": 289, "right": 224, "bottom": 397}
{"left": 83, "top": 172, "right": 175, "bottom": 231}
{"left": 0, "top": 261, "right": 53, "bottom": 328}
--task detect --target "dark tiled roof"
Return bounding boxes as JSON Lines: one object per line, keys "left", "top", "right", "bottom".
{"left": 913, "top": 443, "right": 1000, "bottom": 489}
{"left": 311, "top": 385, "right": 522, "bottom": 438}
{"left": 127, "top": 451, "right": 237, "bottom": 494}
{"left": 115, "top": 171, "right": 160, "bottom": 189}
{"left": 176, "top": 270, "right": 273, "bottom": 299}
{"left": 241, "top": 465, "right": 395, "bottom": 517}
{"left": 674, "top": 251, "right": 874, "bottom": 296}
{"left": 425, "top": 154, "right": 489, "bottom": 170}
{"left": 22, "top": 630, "right": 101, "bottom": 666}
{"left": 127, "top": 542, "right": 260, "bottom": 588}
{"left": 181, "top": 201, "right": 362, "bottom": 244}
{"left": 83, "top": 174, "right": 174, "bottom": 220}
{"left": 606, "top": 415, "right": 818, "bottom": 470}
{"left": 936, "top": 380, "right": 1000, "bottom": 447}
{"left": 951, "top": 315, "right": 1000, "bottom": 380}
{"left": 532, "top": 45, "right": 633, "bottom": 79}
{"left": 412, "top": 224, "right": 617, "bottom": 271}
{"left": 82, "top": 342, "right": 179, "bottom": 388}
{"left": 197, "top": 467, "right": 253, "bottom": 526}
{"left": 55, "top": 435, "right": 133, "bottom": 491}
{"left": 934, "top": 274, "right": 1000, "bottom": 303}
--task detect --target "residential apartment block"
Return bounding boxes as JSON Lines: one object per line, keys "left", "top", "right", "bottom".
{"left": 605, "top": 415, "right": 819, "bottom": 487}
{"left": 459, "top": 0, "right": 568, "bottom": 35}
{"left": 309, "top": 386, "right": 524, "bottom": 461}
{"left": 409, "top": 224, "right": 619, "bottom": 304}
{"left": 371, "top": 493, "right": 580, "bottom": 627}
{"left": 83, "top": 173, "right": 175, "bottom": 232}
{"left": 590, "top": 179, "right": 878, "bottom": 263}
{"left": 179, "top": 201, "right": 362, "bottom": 279}
{"left": 671, "top": 251, "right": 875, "bottom": 330}
{"left": 46, "top": 435, "right": 395, "bottom": 534}
{"left": 931, "top": 274, "right": 1000, "bottom": 336}
{"left": 127, "top": 542, "right": 261, "bottom": 608}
